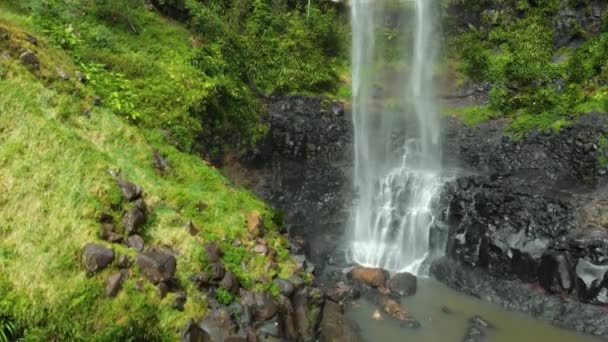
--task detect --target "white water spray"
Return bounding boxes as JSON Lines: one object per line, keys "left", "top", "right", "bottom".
{"left": 350, "top": 0, "right": 443, "bottom": 274}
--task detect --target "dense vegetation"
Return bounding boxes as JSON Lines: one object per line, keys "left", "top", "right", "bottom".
{"left": 0, "top": 0, "right": 344, "bottom": 339}
{"left": 446, "top": 0, "right": 608, "bottom": 134}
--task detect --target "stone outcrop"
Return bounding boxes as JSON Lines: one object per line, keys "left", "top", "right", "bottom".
{"left": 82, "top": 243, "right": 114, "bottom": 274}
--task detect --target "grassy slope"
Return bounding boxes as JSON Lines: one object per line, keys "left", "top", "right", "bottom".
{"left": 0, "top": 6, "right": 293, "bottom": 341}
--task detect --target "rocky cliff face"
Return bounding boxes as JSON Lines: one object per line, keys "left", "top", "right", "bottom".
{"left": 242, "top": 95, "right": 353, "bottom": 268}
{"left": 433, "top": 113, "right": 608, "bottom": 334}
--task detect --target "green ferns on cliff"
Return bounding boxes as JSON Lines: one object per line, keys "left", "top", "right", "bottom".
{"left": 0, "top": 3, "right": 303, "bottom": 340}
{"left": 448, "top": 0, "right": 608, "bottom": 134}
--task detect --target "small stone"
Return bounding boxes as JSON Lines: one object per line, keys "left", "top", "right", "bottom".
{"left": 19, "top": 50, "right": 39, "bottom": 70}
{"left": 117, "top": 179, "right": 142, "bottom": 201}
{"left": 76, "top": 71, "right": 87, "bottom": 83}
{"left": 157, "top": 282, "right": 169, "bottom": 299}
{"left": 118, "top": 254, "right": 132, "bottom": 269}
{"left": 152, "top": 149, "right": 169, "bottom": 175}
{"left": 220, "top": 271, "right": 240, "bottom": 294}
{"left": 133, "top": 198, "right": 147, "bottom": 214}
{"left": 25, "top": 34, "right": 38, "bottom": 46}
{"left": 184, "top": 221, "right": 199, "bottom": 236}
{"left": 106, "top": 272, "right": 124, "bottom": 297}
{"left": 254, "top": 244, "right": 267, "bottom": 255}
{"left": 196, "top": 202, "right": 208, "bottom": 212}
{"left": 82, "top": 243, "right": 114, "bottom": 273}
{"left": 56, "top": 68, "right": 69, "bottom": 80}
{"left": 441, "top": 306, "right": 453, "bottom": 314}
{"left": 126, "top": 235, "right": 145, "bottom": 252}
{"left": 172, "top": 292, "right": 187, "bottom": 311}
{"left": 232, "top": 239, "right": 242, "bottom": 247}
{"left": 205, "top": 242, "right": 222, "bottom": 262}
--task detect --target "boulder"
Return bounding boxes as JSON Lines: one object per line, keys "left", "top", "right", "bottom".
{"left": 19, "top": 50, "right": 39, "bottom": 70}
{"left": 117, "top": 179, "right": 142, "bottom": 201}
{"left": 106, "top": 271, "right": 125, "bottom": 297}
{"left": 199, "top": 308, "right": 237, "bottom": 341}
{"left": 126, "top": 234, "right": 145, "bottom": 252}
{"left": 253, "top": 292, "right": 278, "bottom": 322}
{"left": 277, "top": 295, "right": 297, "bottom": 340}
{"left": 388, "top": 272, "right": 417, "bottom": 297}
{"left": 83, "top": 243, "right": 114, "bottom": 273}
{"left": 220, "top": 271, "right": 240, "bottom": 294}
{"left": 205, "top": 242, "right": 222, "bottom": 262}
{"left": 137, "top": 249, "right": 177, "bottom": 284}
{"left": 319, "top": 301, "right": 364, "bottom": 342}
{"left": 123, "top": 207, "right": 146, "bottom": 235}
{"left": 273, "top": 278, "right": 295, "bottom": 297}
{"left": 348, "top": 267, "right": 388, "bottom": 288}
{"left": 180, "top": 319, "right": 209, "bottom": 342}
{"left": 325, "top": 281, "right": 358, "bottom": 303}
{"left": 575, "top": 258, "right": 608, "bottom": 303}
{"left": 538, "top": 250, "right": 575, "bottom": 294}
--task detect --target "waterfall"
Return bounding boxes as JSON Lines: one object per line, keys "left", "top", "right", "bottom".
{"left": 350, "top": 0, "right": 443, "bottom": 274}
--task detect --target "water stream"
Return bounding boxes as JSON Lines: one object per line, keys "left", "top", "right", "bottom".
{"left": 350, "top": 0, "right": 442, "bottom": 273}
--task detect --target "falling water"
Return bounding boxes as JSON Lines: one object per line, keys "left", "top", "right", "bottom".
{"left": 350, "top": 0, "right": 443, "bottom": 274}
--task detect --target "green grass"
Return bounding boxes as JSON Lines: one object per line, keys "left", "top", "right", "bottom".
{"left": 0, "top": 13, "right": 295, "bottom": 340}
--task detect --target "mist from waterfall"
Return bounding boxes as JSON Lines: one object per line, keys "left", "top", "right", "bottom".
{"left": 350, "top": 0, "right": 443, "bottom": 274}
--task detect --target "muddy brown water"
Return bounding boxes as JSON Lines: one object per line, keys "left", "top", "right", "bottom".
{"left": 346, "top": 278, "right": 599, "bottom": 342}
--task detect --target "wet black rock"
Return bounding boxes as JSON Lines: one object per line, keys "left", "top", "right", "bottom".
{"left": 538, "top": 250, "right": 575, "bottom": 295}
{"left": 136, "top": 249, "right": 177, "bottom": 284}
{"left": 575, "top": 258, "right": 608, "bottom": 303}
{"left": 388, "top": 272, "right": 417, "bottom": 297}
{"left": 83, "top": 243, "right": 114, "bottom": 273}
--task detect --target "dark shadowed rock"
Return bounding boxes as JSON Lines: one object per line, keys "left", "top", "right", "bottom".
{"left": 191, "top": 273, "right": 210, "bottom": 290}
{"left": 123, "top": 207, "right": 146, "bottom": 235}
{"left": 220, "top": 271, "right": 240, "bottom": 294}
{"left": 180, "top": 319, "right": 209, "bottom": 342}
{"left": 277, "top": 295, "right": 297, "bottom": 340}
{"left": 19, "top": 50, "right": 39, "bottom": 70}
{"left": 199, "top": 308, "right": 236, "bottom": 341}
{"left": 538, "top": 250, "right": 575, "bottom": 294}
{"left": 157, "top": 282, "right": 169, "bottom": 299}
{"left": 173, "top": 291, "right": 187, "bottom": 311}
{"left": 348, "top": 267, "right": 388, "bottom": 288}
{"left": 253, "top": 292, "right": 278, "bottom": 322}
{"left": 118, "top": 254, "right": 132, "bottom": 269}
{"left": 126, "top": 234, "right": 145, "bottom": 252}
{"left": 152, "top": 149, "right": 169, "bottom": 175}
{"left": 106, "top": 271, "right": 125, "bottom": 297}
{"left": 100, "top": 223, "right": 123, "bottom": 243}
{"left": 575, "top": 258, "right": 608, "bottom": 303}
{"left": 388, "top": 272, "right": 417, "bottom": 297}
{"left": 205, "top": 242, "right": 222, "bottom": 262}
{"left": 273, "top": 278, "right": 295, "bottom": 297}
{"left": 117, "top": 179, "right": 142, "bottom": 201}
{"left": 137, "top": 249, "right": 176, "bottom": 284}
{"left": 320, "top": 301, "right": 364, "bottom": 342}
{"left": 209, "top": 262, "right": 225, "bottom": 281}
{"left": 185, "top": 221, "right": 199, "bottom": 236}
{"left": 83, "top": 243, "right": 114, "bottom": 273}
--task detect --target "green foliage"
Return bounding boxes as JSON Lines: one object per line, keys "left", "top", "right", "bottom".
{"left": 0, "top": 317, "right": 16, "bottom": 342}
{"left": 215, "top": 287, "right": 236, "bottom": 305}
{"left": 449, "top": 0, "right": 608, "bottom": 133}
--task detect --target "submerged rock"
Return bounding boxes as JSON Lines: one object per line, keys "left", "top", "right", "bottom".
{"left": 378, "top": 295, "right": 420, "bottom": 328}
{"left": 83, "top": 243, "right": 114, "bottom": 273}
{"left": 320, "top": 301, "right": 364, "bottom": 342}
{"left": 388, "top": 272, "right": 417, "bottom": 297}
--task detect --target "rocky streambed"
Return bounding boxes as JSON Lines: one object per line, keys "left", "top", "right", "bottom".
{"left": 237, "top": 95, "right": 608, "bottom": 340}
